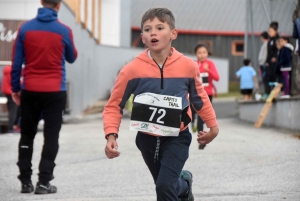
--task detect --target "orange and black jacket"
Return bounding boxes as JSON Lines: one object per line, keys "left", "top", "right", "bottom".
{"left": 103, "top": 48, "right": 217, "bottom": 136}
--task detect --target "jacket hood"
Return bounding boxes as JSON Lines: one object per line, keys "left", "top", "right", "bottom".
{"left": 284, "top": 43, "right": 294, "bottom": 51}
{"left": 136, "top": 48, "right": 183, "bottom": 66}
{"left": 2, "top": 65, "right": 11, "bottom": 75}
{"left": 37, "top": 8, "right": 58, "bottom": 22}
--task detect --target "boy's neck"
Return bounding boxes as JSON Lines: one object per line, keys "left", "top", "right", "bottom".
{"left": 149, "top": 48, "right": 172, "bottom": 65}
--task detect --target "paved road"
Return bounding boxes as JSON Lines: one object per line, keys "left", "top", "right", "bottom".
{"left": 0, "top": 115, "right": 300, "bottom": 201}
{"left": 213, "top": 99, "right": 239, "bottom": 119}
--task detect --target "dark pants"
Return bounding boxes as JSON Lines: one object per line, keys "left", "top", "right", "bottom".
{"left": 260, "top": 65, "right": 266, "bottom": 94}
{"left": 5, "top": 95, "right": 18, "bottom": 131}
{"left": 264, "top": 62, "right": 277, "bottom": 94}
{"left": 14, "top": 107, "right": 20, "bottom": 126}
{"left": 17, "top": 90, "right": 66, "bottom": 183}
{"left": 197, "top": 95, "right": 213, "bottom": 133}
{"left": 136, "top": 129, "right": 191, "bottom": 201}
{"left": 282, "top": 71, "right": 290, "bottom": 95}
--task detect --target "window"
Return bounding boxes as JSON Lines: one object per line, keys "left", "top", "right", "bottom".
{"left": 232, "top": 41, "right": 244, "bottom": 56}
{"left": 198, "top": 40, "right": 213, "bottom": 54}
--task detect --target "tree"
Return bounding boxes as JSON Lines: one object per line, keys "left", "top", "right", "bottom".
{"left": 292, "top": 0, "right": 300, "bottom": 96}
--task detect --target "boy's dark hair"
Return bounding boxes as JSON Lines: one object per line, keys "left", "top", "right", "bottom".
{"left": 269, "top": 21, "right": 279, "bottom": 31}
{"left": 141, "top": 8, "right": 175, "bottom": 30}
{"left": 279, "top": 36, "right": 289, "bottom": 43}
{"left": 243, "top": 59, "right": 251, "bottom": 66}
{"left": 260, "top": 31, "right": 269, "bottom": 39}
{"left": 194, "top": 44, "right": 208, "bottom": 54}
{"left": 43, "top": 0, "right": 62, "bottom": 7}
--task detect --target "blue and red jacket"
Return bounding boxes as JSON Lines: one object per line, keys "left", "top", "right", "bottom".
{"left": 11, "top": 7, "right": 77, "bottom": 92}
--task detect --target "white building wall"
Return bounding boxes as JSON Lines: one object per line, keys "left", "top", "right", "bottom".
{"left": 101, "top": 0, "right": 120, "bottom": 46}
{"left": 0, "top": 0, "right": 131, "bottom": 47}
{"left": 0, "top": 0, "right": 40, "bottom": 20}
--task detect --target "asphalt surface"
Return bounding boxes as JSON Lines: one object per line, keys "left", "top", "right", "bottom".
{"left": 0, "top": 100, "right": 300, "bottom": 201}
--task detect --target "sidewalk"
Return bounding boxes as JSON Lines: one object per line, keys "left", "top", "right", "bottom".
{"left": 0, "top": 117, "right": 299, "bottom": 201}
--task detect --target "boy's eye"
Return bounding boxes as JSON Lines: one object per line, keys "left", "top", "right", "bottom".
{"left": 144, "top": 29, "right": 150, "bottom": 32}
{"left": 158, "top": 27, "right": 163, "bottom": 30}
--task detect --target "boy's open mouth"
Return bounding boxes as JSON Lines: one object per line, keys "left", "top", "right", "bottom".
{"left": 151, "top": 38, "right": 159, "bottom": 43}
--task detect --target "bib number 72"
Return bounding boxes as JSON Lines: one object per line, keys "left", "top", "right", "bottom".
{"left": 149, "top": 107, "right": 166, "bottom": 124}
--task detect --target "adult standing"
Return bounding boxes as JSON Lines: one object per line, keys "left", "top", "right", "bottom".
{"left": 11, "top": 0, "right": 77, "bottom": 194}
{"left": 265, "top": 22, "right": 279, "bottom": 95}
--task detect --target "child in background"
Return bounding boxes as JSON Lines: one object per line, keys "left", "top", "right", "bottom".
{"left": 1, "top": 65, "right": 19, "bottom": 133}
{"left": 258, "top": 31, "right": 269, "bottom": 96}
{"left": 277, "top": 37, "right": 294, "bottom": 97}
{"left": 193, "top": 44, "right": 219, "bottom": 133}
{"left": 236, "top": 59, "right": 258, "bottom": 100}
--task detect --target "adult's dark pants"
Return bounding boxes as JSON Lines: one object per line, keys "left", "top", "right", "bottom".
{"left": 264, "top": 62, "right": 277, "bottom": 94}
{"left": 17, "top": 90, "right": 66, "bottom": 184}
{"left": 136, "top": 128, "right": 191, "bottom": 201}
{"left": 5, "top": 95, "right": 18, "bottom": 131}
{"left": 14, "top": 106, "right": 21, "bottom": 126}
{"left": 197, "top": 95, "right": 213, "bottom": 133}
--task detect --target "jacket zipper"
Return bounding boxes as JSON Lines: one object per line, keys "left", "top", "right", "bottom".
{"left": 153, "top": 58, "right": 168, "bottom": 89}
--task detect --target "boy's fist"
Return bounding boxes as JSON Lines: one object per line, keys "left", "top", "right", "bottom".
{"left": 197, "top": 125, "right": 219, "bottom": 145}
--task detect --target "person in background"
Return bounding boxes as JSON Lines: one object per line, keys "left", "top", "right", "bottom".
{"left": 258, "top": 31, "right": 269, "bottom": 97}
{"left": 236, "top": 59, "right": 258, "bottom": 101}
{"left": 276, "top": 37, "right": 294, "bottom": 98}
{"left": 293, "top": 17, "right": 300, "bottom": 56}
{"left": 193, "top": 44, "right": 219, "bottom": 133}
{"left": 1, "top": 65, "right": 19, "bottom": 133}
{"left": 11, "top": 0, "right": 77, "bottom": 194}
{"left": 264, "top": 22, "right": 279, "bottom": 98}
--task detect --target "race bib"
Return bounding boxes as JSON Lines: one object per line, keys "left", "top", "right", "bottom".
{"left": 199, "top": 72, "right": 209, "bottom": 87}
{"left": 130, "top": 93, "right": 182, "bottom": 136}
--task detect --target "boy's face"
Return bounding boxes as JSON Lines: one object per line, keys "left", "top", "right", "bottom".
{"left": 141, "top": 17, "right": 177, "bottom": 53}
{"left": 279, "top": 38, "right": 287, "bottom": 46}
{"left": 276, "top": 40, "right": 282, "bottom": 49}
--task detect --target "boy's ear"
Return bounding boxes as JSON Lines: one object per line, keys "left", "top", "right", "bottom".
{"left": 171, "top": 28, "right": 178, "bottom": 40}
{"left": 140, "top": 32, "right": 145, "bottom": 44}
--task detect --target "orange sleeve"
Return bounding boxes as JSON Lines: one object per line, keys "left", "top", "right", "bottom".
{"left": 189, "top": 63, "right": 217, "bottom": 128}
{"left": 103, "top": 71, "right": 132, "bottom": 136}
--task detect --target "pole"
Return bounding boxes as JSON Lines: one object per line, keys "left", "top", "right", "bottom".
{"left": 244, "top": 0, "right": 249, "bottom": 58}
{"left": 249, "top": 0, "right": 257, "bottom": 67}
{"left": 260, "top": 0, "right": 271, "bottom": 23}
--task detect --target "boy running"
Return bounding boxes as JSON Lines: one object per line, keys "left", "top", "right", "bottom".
{"left": 236, "top": 59, "right": 258, "bottom": 100}
{"left": 103, "top": 8, "right": 219, "bottom": 201}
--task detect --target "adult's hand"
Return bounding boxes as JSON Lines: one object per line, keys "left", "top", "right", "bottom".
{"left": 197, "top": 125, "right": 219, "bottom": 145}
{"left": 104, "top": 135, "right": 120, "bottom": 159}
{"left": 12, "top": 91, "right": 21, "bottom": 106}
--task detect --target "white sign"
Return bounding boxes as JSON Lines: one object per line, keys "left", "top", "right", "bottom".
{"left": 0, "top": 22, "right": 18, "bottom": 42}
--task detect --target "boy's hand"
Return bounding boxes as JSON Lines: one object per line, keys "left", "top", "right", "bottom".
{"left": 197, "top": 125, "right": 219, "bottom": 145}
{"left": 105, "top": 135, "right": 120, "bottom": 159}
{"left": 271, "top": 57, "right": 277, "bottom": 63}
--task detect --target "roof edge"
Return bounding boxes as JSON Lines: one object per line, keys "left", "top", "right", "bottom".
{"left": 132, "top": 26, "right": 261, "bottom": 36}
